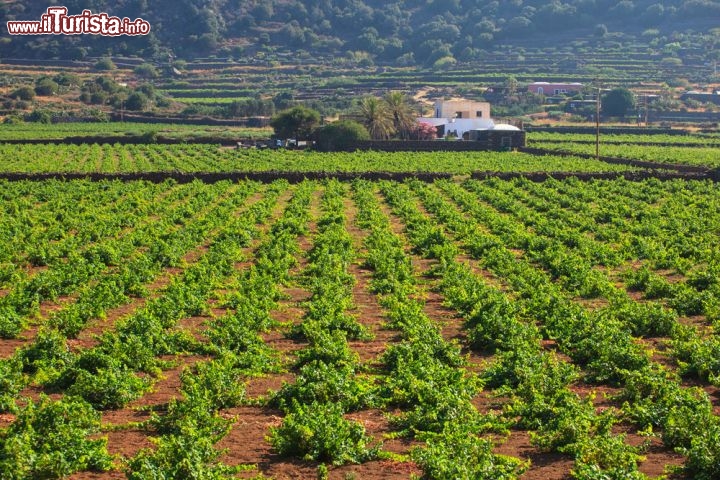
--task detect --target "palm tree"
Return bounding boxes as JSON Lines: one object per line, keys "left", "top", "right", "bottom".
{"left": 384, "top": 91, "right": 416, "bottom": 140}
{"left": 360, "top": 96, "right": 395, "bottom": 140}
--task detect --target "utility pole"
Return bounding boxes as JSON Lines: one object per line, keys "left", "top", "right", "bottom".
{"left": 595, "top": 84, "right": 600, "bottom": 161}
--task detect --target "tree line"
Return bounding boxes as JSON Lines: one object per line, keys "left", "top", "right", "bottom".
{"left": 1, "top": 0, "right": 718, "bottom": 64}
{"left": 269, "top": 91, "right": 440, "bottom": 150}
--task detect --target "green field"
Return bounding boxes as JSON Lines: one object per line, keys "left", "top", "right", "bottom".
{"left": 0, "top": 176, "right": 718, "bottom": 479}
{"left": 0, "top": 123, "right": 271, "bottom": 141}
{"left": 528, "top": 132, "right": 720, "bottom": 146}
{"left": 0, "top": 143, "right": 645, "bottom": 174}
{"left": 535, "top": 140, "right": 720, "bottom": 167}
{"left": 171, "top": 97, "right": 254, "bottom": 105}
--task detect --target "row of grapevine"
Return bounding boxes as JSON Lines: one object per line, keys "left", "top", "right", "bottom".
{"left": 1, "top": 176, "right": 718, "bottom": 478}
{"left": 353, "top": 180, "right": 527, "bottom": 478}
{"left": 0, "top": 143, "right": 641, "bottom": 174}
{"left": 536, "top": 141, "right": 720, "bottom": 167}
{"left": 126, "top": 180, "right": 317, "bottom": 477}
{"left": 0, "top": 123, "right": 267, "bottom": 141}
{"left": 1, "top": 181, "right": 249, "bottom": 339}
{"left": 379, "top": 180, "right": 662, "bottom": 477}
{"left": 407, "top": 179, "right": 720, "bottom": 479}
{"left": 268, "top": 181, "right": 382, "bottom": 470}
{"left": 529, "top": 132, "right": 720, "bottom": 147}
{"left": 458, "top": 178, "right": 720, "bottom": 392}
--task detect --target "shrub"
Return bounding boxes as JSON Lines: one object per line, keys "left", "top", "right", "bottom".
{"left": 270, "top": 401, "right": 378, "bottom": 465}
{"left": 94, "top": 57, "right": 116, "bottom": 71}
{"left": 571, "top": 432, "right": 647, "bottom": 479}
{"left": 313, "top": 120, "right": 369, "bottom": 152}
{"left": 271, "top": 360, "right": 375, "bottom": 412}
{"left": 0, "top": 396, "right": 113, "bottom": 477}
{"left": 270, "top": 105, "right": 321, "bottom": 140}
{"left": 432, "top": 55, "right": 457, "bottom": 70}
{"left": 18, "top": 329, "right": 72, "bottom": 377}
{"left": 65, "top": 366, "right": 149, "bottom": 409}
{"left": 2, "top": 114, "right": 24, "bottom": 124}
{"left": 0, "top": 357, "right": 24, "bottom": 412}
{"left": 682, "top": 420, "right": 720, "bottom": 480}
{"left": 413, "top": 425, "right": 528, "bottom": 479}
{"left": 180, "top": 357, "right": 246, "bottom": 409}
{"left": 10, "top": 86, "right": 35, "bottom": 101}
{"left": 0, "top": 306, "right": 23, "bottom": 339}
{"left": 151, "top": 395, "right": 231, "bottom": 438}
{"left": 26, "top": 110, "right": 52, "bottom": 124}
{"left": 34, "top": 78, "right": 59, "bottom": 96}
{"left": 134, "top": 63, "right": 159, "bottom": 79}
{"left": 125, "top": 92, "right": 149, "bottom": 111}
{"left": 126, "top": 434, "right": 240, "bottom": 479}
{"left": 54, "top": 72, "right": 81, "bottom": 87}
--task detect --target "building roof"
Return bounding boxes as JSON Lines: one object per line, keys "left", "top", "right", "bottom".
{"left": 491, "top": 124, "right": 521, "bottom": 131}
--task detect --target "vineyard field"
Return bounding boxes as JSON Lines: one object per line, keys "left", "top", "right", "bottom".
{"left": 0, "top": 177, "right": 719, "bottom": 479}
{"left": 171, "top": 97, "right": 255, "bottom": 105}
{"left": 0, "top": 123, "right": 271, "bottom": 141}
{"left": 528, "top": 132, "right": 720, "bottom": 147}
{"left": 0, "top": 143, "right": 640, "bottom": 174}
{"left": 534, "top": 140, "right": 720, "bottom": 167}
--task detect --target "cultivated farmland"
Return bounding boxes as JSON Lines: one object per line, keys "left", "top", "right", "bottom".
{"left": 1, "top": 174, "right": 719, "bottom": 479}
{"left": 0, "top": 143, "right": 642, "bottom": 174}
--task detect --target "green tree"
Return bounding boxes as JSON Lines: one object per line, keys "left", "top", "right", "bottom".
{"left": 136, "top": 83, "right": 156, "bottom": 100}
{"left": 504, "top": 75, "right": 519, "bottom": 96}
{"left": 125, "top": 92, "right": 149, "bottom": 111}
{"left": 134, "top": 63, "right": 159, "bottom": 79}
{"left": 94, "top": 57, "right": 116, "bottom": 71}
{"left": 360, "top": 96, "right": 395, "bottom": 140}
{"left": 53, "top": 73, "right": 81, "bottom": 87}
{"left": 95, "top": 76, "right": 121, "bottom": 94}
{"left": 270, "top": 106, "right": 321, "bottom": 140}
{"left": 10, "top": 86, "right": 36, "bottom": 101}
{"left": 314, "top": 120, "right": 370, "bottom": 151}
{"left": 602, "top": 87, "right": 636, "bottom": 117}
{"left": 384, "top": 91, "right": 416, "bottom": 140}
{"left": 89, "top": 92, "right": 108, "bottom": 105}
{"left": 35, "top": 78, "right": 59, "bottom": 96}
{"left": 26, "top": 110, "right": 52, "bottom": 123}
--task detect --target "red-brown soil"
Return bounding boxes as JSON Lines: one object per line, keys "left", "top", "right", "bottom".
{"left": 380, "top": 186, "right": 693, "bottom": 480}
{"left": 6, "top": 184, "right": 698, "bottom": 480}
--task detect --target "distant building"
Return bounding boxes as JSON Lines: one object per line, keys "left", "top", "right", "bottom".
{"left": 528, "top": 82, "right": 583, "bottom": 95}
{"left": 566, "top": 99, "right": 597, "bottom": 111}
{"left": 415, "top": 99, "right": 525, "bottom": 148}
{"left": 433, "top": 99, "right": 490, "bottom": 119}
{"left": 468, "top": 124, "right": 525, "bottom": 149}
{"left": 419, "top": 117, "right": 495, "bottom": 139}
{"left": 681, "top": 90, "right": 720, "bottom": 105}
{"left": 419, "top": 99, "right": 494, "bottom": 139}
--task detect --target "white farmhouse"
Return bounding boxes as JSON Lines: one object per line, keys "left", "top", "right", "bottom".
{"left": 433, "top": 99, "right": 490, "bottom": 119}
{"left": 418, "top": 99, "right": 496, "bottom": 138}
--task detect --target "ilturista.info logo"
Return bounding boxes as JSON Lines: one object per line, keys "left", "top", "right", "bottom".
{"left": 7, "top": 6, "right": 151, "bottom": 36}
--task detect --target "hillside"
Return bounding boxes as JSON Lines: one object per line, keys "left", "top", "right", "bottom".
{"left": 1, "top": 0, "right": 719, "bottom": 66}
